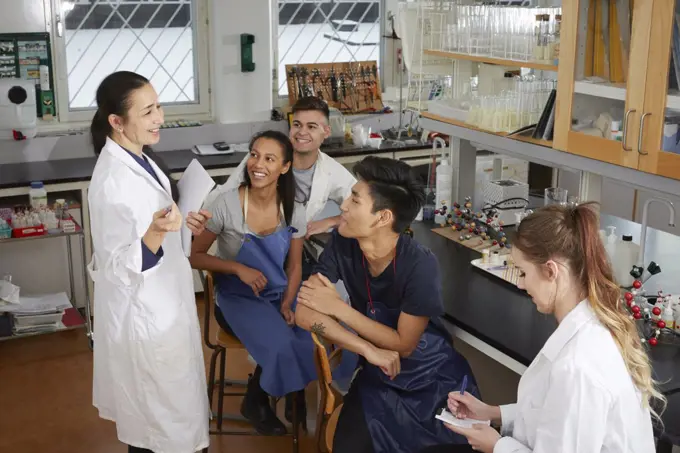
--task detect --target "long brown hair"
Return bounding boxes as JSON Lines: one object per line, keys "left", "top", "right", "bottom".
{"left": 515, "top": 202, "right": 665, "bottom": 419}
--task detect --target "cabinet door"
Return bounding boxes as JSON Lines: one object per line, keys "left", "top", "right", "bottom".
{"left": 637, "top": 0, "right": 680, "bottom": 180}
{"left": 554, "top": 0, "right": 653, "bottom": 168}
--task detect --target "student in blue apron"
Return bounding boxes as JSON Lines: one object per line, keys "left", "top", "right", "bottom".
{"left": 189, "top": 130, "right": 317, "bottom": 435}
{"left": 295, "top": 156, "right": 480, "bottom": 453}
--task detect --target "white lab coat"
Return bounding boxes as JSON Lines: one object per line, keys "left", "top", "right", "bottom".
{"left": 87, "top": 137, "right": 209, "bottom": 453}
{"left": 495, "top": 300, "right": 655, "bottom": 453}
{"left": 206, "top": 150, "right": 356, "bottom": 223}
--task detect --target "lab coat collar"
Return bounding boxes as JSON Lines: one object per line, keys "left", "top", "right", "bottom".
{"left": 307, "top": 150, "right": 330, "bottom": 208}
{"left": 540, "top": 299, "right": 595, "bottom": 362}
{"left": 103, "top": 137, "right": 172, "bottom": 199}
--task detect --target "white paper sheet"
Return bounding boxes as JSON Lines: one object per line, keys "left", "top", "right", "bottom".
{"left": 435, "top": 409, "right": 491, "bottom": 429}
{"left": 177, "top": 159, "right": 216, "bottom": 256}
{"left": 0, "top": 292, "right": 72, "bottom": 314}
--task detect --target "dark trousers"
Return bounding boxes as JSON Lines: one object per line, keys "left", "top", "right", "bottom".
{"left": 332, "top": 381, "right": 374, "bottom": 453}
{"left": 333, "top": 383, "right": 476, "bottom": 453}
{"left": 128, "top": 446, "right": 154, "bottom": 453}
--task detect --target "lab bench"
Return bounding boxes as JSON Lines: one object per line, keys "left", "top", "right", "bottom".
{"left": 408, "top": 221, "right": 680, "bottom": 449}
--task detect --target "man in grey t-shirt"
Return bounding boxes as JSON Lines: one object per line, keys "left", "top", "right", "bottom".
{"left": 208, "top": 97, "right": 356, "bottom": 238}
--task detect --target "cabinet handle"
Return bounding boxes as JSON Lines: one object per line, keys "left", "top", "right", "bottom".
{"left": 622, "top": 108, "right": 635, "bottom": 151}
{"left": 638, "top": 112, "right": 651, "bottom": 155}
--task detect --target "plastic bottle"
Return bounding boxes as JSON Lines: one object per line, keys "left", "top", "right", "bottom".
{"left": 610, "top": 120, "right": 623, "bottom": 141}
{"left": 435, "top": 155, "right": 452, "bottom": 224}
{"left": 614, "top": 235, "right": 639, "bottom": 287}
{"left": 662, "top": 300, "right": 676, "bottom": 331}
{"left": 603, "top": 226, "right": 618, "bottom": 265}
{"left": 29, "top": 181, "right": 47, "bottom": 209}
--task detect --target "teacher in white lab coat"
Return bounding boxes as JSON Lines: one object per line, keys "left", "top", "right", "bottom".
{"left": 420, "top": 203, "right": 664, "bottom": 453}
{"left": 87, "top": 71, "right": 211, "bottom": 453}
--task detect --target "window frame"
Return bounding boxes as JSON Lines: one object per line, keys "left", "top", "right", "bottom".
{"left": 46, "top": 0, "right": 212, "bottom": 127}
{"left": 272, "top": 0, "right": 386, "bottom": 103}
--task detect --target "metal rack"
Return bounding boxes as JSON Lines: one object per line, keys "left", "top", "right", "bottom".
{"left": 0, "top": 224, "right": 93, "bottom": 346}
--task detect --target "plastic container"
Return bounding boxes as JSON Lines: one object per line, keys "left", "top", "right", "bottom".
{"left": 29, "top": 181, "right": 47, "bottom": 209}
{"left": 603, "top": 226, "right": 618, "bottom": 266}
{"left": 610, "top": 120, "right": 623, "bottom": 142}
{"left": 662, "top": 301, "right": 676, "bottom": 331}
{"left": 614, "top": 235, "right": 639, "bottom": 287}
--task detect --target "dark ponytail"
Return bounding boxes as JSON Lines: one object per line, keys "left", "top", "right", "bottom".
{"left": 243, "top": 130, "right": 296, "bottom": 226}
{"left": 91, "top": 71, "right": 178, "bottom": 202}
{"left": 90, "top": 109, "right": 111, "bottom": 156}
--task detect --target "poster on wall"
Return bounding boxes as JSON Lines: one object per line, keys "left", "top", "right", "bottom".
{"left": 0, "top": 33, "right": 55, "bottom": 119}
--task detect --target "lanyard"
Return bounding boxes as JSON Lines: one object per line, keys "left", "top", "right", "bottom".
{"left": 361, "top": 252, "right": 397, "bottom": 315}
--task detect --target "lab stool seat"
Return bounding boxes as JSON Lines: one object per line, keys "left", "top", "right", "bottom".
{"left": 200, "top": 270, "right": 302, "bottom": 453}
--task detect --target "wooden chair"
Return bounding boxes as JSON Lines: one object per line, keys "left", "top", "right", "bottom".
{"left": 201, "top": 270, "right": 301, "bottom": 453}
{"left": 311, "top": 332, "right": 345, "bottom": 453}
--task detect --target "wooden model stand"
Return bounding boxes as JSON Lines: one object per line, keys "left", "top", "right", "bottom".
{"left": 285, "top": 60, "right": 383, "bottom": 113}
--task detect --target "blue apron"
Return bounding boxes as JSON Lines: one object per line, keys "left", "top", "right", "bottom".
{"left": 214, "top": 188, "right": 317, "bottom": 397}
{"left": 356, "top": 257, "right": 480, "bottom": 453}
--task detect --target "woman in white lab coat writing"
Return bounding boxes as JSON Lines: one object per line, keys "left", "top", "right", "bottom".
{"left": 87, "top": 71, "right": 211, "bottom": 453}
{"left": 422, "top": 203, "right": 664, "bottom": 453}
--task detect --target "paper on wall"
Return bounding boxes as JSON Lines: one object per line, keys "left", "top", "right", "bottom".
{"left": 177, "top": 159, "right": 216, "bottom": 257}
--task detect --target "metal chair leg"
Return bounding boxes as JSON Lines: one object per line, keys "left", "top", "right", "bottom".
{"left": 216, "top": 348, "right": 226, "bottom": 431}
{"left": 207, "top": 348, "right": 220, "bottom": 410}
{"left": 292, "top": 392, "right": 299, "bottom": 453}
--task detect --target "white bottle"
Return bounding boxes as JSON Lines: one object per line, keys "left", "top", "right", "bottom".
{"left": 29, "top": 181, "right": 48, "bottom": 209}
{"left": 614, "top": 235, "right": 639, "bottom": 287}
{"left": 603, "top": 226, "right": 618, "bottom": 267}
{"left": 435, "top": 156, "right": 453, "bottom": 224}
{"left": 610, "top": 120, "right": 623, "bottom": 141}
{"left": 662, "top": 300, "right": 676, "bottom": 331}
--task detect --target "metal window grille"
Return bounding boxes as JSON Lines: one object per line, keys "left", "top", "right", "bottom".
{"left": 60, "top": 0, "right": 200, "bottom": 110}
{"left": 276, "top": 0, "right": 382, "bottom": 96}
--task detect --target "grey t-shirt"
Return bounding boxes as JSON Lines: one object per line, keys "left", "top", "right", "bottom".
{"left": 293, "top": 162, "right": 316, "bottom": 205}
{"left": 205, "top": 188, "right": 307, "bottom": 261}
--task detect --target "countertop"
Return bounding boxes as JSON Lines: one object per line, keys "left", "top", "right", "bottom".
{"left": 0, "top": 141, "right": 431, "bottom": 190}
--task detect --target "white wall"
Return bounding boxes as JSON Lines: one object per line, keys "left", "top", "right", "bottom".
{"left": 210, "top": 0, "right": 273, "bottom": 124}
{"left": 0, "top": 0, "right": 47, "bottom": 33}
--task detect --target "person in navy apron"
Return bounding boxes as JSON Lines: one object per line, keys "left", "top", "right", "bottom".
{"left": 189, "top": 130, "right": 318, "bottom": 435}
{"left": 296, "top": 156, "right": 481, "bottom": 453}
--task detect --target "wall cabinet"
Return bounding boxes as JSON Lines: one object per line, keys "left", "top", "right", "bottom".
{"left": 554, "top": 0, "right": 680, "bottom": 181}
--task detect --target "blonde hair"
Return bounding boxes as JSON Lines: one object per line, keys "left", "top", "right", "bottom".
{"left": 515, "top": 202, "right": 666, "bottom": 421}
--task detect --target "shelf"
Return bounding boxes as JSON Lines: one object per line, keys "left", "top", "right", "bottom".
{"left": 0, "top": 307, "right": 85, "bottom": 342}
{"left": 423, "top": 49, "right": 558, "bottom": 72}
{"left": 420, "top": 111, "right": 554, "bottom": 149}
{"left": 0, "top": 224, "right": 83, "bottom": 244}
{"left": 420, "top": 112, "right": 509, "bottom": 137}
{"left": 573, "top": 80, "right": 680, "bottom": 110}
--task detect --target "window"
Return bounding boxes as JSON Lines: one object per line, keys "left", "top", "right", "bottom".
{"left": 276, "top": 0, "right": 382, "bottom": 97}
{"left": 52, "top": 0, "right": 210, "bottom": 122}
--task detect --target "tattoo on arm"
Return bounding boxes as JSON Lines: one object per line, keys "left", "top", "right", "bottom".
{"left": 311, "top": 322, "right": 326, "bottom": 336}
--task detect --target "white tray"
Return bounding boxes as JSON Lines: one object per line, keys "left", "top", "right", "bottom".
{"left": 471, "top": 258, "right": 520, "bottom": 287}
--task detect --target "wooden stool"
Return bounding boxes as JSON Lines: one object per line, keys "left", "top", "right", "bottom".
{"left": 201, "top": 270, "right": 301, "bottom": 453}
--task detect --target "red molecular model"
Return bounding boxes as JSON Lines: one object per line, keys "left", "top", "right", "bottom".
{"left": 622, "top": 280, "right": 672, "bottom": 347}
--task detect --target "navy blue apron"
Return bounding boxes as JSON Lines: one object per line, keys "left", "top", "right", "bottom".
{"left": 355, "top": 255, "right": 480, "bottom": 453}
{"left": 214, "top": 188, "right": 317, "bottom": 397}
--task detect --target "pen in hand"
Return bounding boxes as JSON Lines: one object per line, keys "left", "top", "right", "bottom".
{"left": 461, "top": 375, "right": 467, "bottom": 396}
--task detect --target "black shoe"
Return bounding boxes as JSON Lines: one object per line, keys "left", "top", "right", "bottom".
{"left": 285, "top": 390, "right": 308, "bottom": 431}
{"left": 240, "top": 367, "right": 287, "bottom": 436}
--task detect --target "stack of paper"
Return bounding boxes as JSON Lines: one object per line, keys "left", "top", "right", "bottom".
{"left": 0, "top": 292, "right": 72, "bottom": 335}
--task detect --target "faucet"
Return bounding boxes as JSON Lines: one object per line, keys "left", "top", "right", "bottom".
{"left": 636, "top": 197, "right": 676, "bottom": 268}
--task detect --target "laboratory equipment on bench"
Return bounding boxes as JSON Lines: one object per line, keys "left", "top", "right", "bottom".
{"left": 433, "top": 137, "right": 450, "bottom": 225}
{"left": 481, "top": 179, "right": 529, "bottom": 226}
{"left": 327, "top": 108, "right": 346, "bottom": 145}
{"left": 0, "top": 79, "right": 37, "bottom": 140}
{"left": 632, "top": 197, "right": 675, "bottom": 283}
